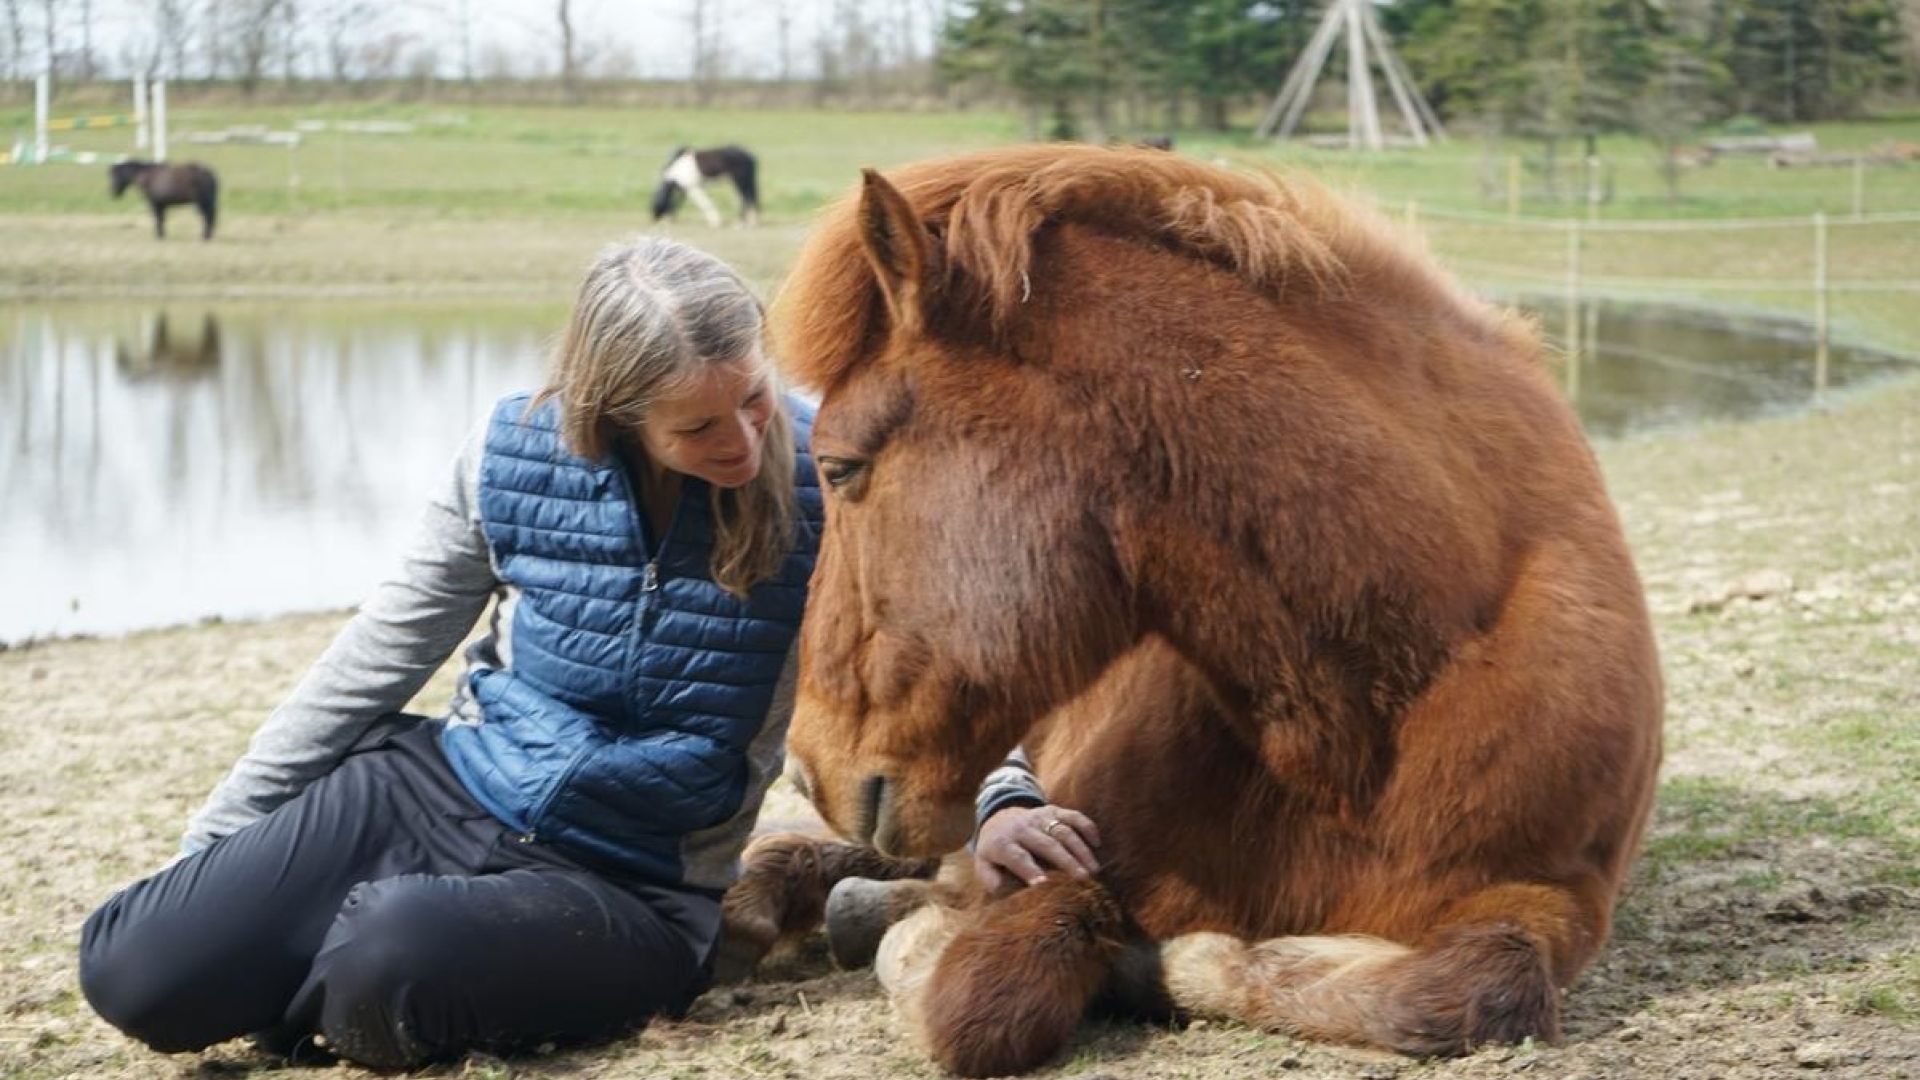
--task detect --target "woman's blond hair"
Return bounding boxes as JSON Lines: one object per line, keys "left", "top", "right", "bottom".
{"left": 536, "top": 237, "right": 796, "bottom": 597}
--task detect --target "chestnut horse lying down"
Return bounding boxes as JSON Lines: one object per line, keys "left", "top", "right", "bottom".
{"left": 723, "top": 145, "right": 1662, "bottom": 1076}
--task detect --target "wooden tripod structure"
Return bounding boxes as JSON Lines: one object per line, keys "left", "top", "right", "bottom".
{"left": 1256, "top": 0, "right": 1445, "bottom": 148}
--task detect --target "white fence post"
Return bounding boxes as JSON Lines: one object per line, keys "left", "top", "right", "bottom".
{"left": 153, "top": 81, "right": 168, "bottom": 163}
{"left": 134, "top": 75, "right": 149, "bottom": 152}
{"left": 34, "top": 73, "right": 49, "bottom": 164}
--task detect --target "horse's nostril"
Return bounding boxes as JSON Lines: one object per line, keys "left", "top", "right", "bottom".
{"left": 789, "top": 758, "right": 814, "bottom": 802}
{"left": 857, "top": 774, "right": 889, "bottom": 845}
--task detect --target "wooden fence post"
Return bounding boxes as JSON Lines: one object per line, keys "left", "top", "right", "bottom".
{"left": 1565, "top": 219, "right": 1582, "bottom": 398}
{"left": 1813, "top": 211, "right": 1830, "bottom": 394}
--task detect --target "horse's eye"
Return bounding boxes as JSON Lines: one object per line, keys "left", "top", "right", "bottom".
{"left": 818, "top": 457, "right": 869, "bottom": 495}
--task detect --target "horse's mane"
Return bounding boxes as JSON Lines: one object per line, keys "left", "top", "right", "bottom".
{"left": 771, "top": 144, "right": 1523, "bottom": 390}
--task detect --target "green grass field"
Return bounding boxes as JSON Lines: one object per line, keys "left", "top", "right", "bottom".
{"left": 6, "top": 99, "right": 1917, "bottom": 219}
{"left": 5, "top": 100, "right": 1918, "bottom": 354}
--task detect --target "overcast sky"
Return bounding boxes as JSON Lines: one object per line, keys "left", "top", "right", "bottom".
{"left": 34, "top": 1, "right": 943, "bottom": 81}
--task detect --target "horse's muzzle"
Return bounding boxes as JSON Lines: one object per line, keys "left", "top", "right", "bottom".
{"left": 856, "top": 772, "right": 973, "bottom": 858}
{"left": 857, "top": 773, "right": 894, "bottom": 851}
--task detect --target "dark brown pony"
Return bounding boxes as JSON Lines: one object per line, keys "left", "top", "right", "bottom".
{"left": 109, "top": 160, "right": 218, "bottom": 240}
{"left": 726, "top": 145, "right": 1662, "bottom": 1076}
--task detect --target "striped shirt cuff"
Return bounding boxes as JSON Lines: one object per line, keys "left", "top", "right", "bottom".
{"left": 973, "top": 747, "right": 1046, "bottom": 837}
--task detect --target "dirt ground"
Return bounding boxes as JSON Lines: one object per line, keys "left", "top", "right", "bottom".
{"left": 2, "top": 373, "right": 1916, "bottom": 1079}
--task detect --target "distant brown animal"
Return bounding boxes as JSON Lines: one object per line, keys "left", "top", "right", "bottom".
{"left": 722, "top": 145, "right": 1663, "bottom": 1076}
{"left": 108, "top": 160, "right": 218, "bottom": 240}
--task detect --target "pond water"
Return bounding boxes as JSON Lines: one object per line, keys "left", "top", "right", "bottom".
{"left": 3, "top": 301, "right": 562, "bottom": 646}
{"left": 2, "top": 298, "right": 1912, "bottom": 645}
{"left": 1526, "top": 298, "right": 1914, "bottom": 439}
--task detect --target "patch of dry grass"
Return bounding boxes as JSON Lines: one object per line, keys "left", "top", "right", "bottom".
{"left": 0, "top": 213, "right": 809, "bottom": 303}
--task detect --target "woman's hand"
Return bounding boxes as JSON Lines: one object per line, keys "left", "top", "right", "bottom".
{"left": 973, "top": 803, "right": 1101, "bottom": 893}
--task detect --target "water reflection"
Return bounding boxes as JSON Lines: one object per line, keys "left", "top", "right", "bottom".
{"left": 116, "top": 313, "right": 224, "bottom": 382}
{"left": 1, "top": 298, "right": 1912, "bottom": 644}
{"left": 1527, "top": 298, "right": 1914, "bottom": 438}
{"left": 1, "top": 301, "right": 561, "bottom": 645}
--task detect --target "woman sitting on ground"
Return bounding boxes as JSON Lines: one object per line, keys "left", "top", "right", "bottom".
{"left": 78, "top": 237, "right": 822, "bottom": 1069}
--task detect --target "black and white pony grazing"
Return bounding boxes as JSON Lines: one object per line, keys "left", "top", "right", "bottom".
{"left": 651, "top": 145, "right": 759, "bottom": 227}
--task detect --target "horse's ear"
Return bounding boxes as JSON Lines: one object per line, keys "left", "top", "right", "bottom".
{"left": 858, "top": 168, "right": 938, "bottom": 336}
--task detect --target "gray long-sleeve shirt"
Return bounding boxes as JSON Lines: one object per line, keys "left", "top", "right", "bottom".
{"left": 182, "top": 420, "right": 799, "bottom": 891}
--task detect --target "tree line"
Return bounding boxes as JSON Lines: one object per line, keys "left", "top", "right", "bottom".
{"left": 3, "top": 0, "right": 943, "bottom": 101}
{"left": 6, "top": 0, "right": 1913, "bottom": 129}
{"left": 940, "top": 0, "right": 1917, "bottom": 139}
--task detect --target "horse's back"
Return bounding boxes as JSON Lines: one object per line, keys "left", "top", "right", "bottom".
{"left": 139, "top": 163, "right": 216, "bottom": 206}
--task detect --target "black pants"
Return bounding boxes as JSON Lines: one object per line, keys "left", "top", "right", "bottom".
{"left": 78, "top": 717, "right": 716, "bottom": 1070}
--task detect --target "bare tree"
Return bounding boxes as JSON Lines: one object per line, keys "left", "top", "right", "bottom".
{"left": 830, "top": 0, "right": 880, "bottom": 99}
{"left": 891, "top": 0, "right": 911, "bottom": 68}
{"left": 688, "top": 0, "right": 716, "bottom": 105}
{"left": 403, "top": 40, "right": 438, "bottom": 82}
{"left": 202, "top": 0, "right": 225, "bottom": 78}
{"left": 277, "top": 0, "right": 300, "bottom": 84}
{"left": 152, "top": 0, "right": 198, "bottom": 79}
{"left": 232, "top": 0, "right": 287, "bottom": 95}
{"left": 776, "top": 3, "right": 790, "bottom": 82}
{"left": 317, "top": 0, "right": 378, "bottom": 81}
{"left": 557, "top": 0, "right": 577, "bottom": 100}
{"left": 592, "top": 39, "right": 638, "bottom": 79}
{"left": 357, "top": 29, "right": 408, "bottom": 80}
{"left": 457, "top": 0, "right": 474, "bottom": 89}
{"left": 2, "top": 0, "right": 24, "bottom": 81}
{"left": 79, "top": 0, "right": 95, "bottom": 78}
{"left": 38, "top": 0, "right": 54, "bottom": 87}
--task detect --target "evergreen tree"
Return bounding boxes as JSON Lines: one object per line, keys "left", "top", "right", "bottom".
{"left": 941, "top": 0, "right": 1102, "bottom": 139}
{"left": 936, "top": 0, "right": 1909, "bottom": 142}
{"left": 1636, "top": 35, "right": 1731, "bottom": 202}
{"left": 1711, "top": 0, "right": 1904, "bottom": 121}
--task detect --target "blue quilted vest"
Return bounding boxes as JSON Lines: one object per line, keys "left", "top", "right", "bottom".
{"left": 441, "top": 390, "right": 822, "bottom": 884}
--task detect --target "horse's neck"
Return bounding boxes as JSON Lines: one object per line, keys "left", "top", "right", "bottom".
{"left": 1125, "top": 535, "right": 1424, "bottom": 813}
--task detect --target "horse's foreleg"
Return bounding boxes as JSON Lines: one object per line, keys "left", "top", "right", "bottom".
{"left": 1159, "top": 881, "right": 1597, "bottom": 1056}
{"left": 900, "top": 878, "right": 1125, "bottom": 1078}
{"left": 823, "top": 874, "right": 942, "bottom": 968}
{"left": 712, "top": 833, "right": 938, "bottom": 983}
{"left": 199, "top": 200, "right": 216, "bottom": 240}
{"left": 151, "top": 204, "right": 166, "bottom": 239}
{"left": 684, "top": 182, "right": 723, "bottom": 228}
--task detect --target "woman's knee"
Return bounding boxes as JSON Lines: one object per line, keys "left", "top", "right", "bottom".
{"left": 310, "top": 876, "right": 463, "bottom": 1069}
{"left": 78, "top": 896, "right": 209, "bottom": 1053}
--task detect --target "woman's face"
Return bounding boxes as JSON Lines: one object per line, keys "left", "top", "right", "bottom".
{"left": 637, "top": 356, "right": 775, "bottom": 489}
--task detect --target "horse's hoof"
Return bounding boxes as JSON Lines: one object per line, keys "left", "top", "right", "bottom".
{"left": 826, "top": 876, "right": 927, "bottom": 969}
{"left": 708, "top": 928, "right": 770, "bottom": 986}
